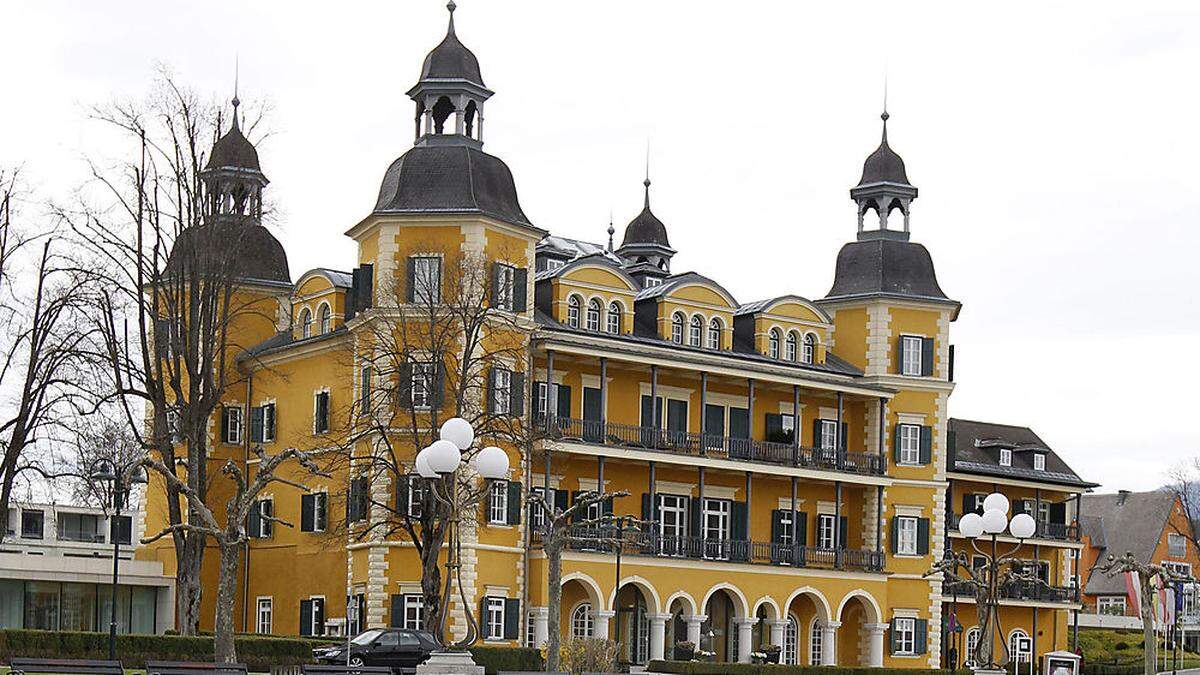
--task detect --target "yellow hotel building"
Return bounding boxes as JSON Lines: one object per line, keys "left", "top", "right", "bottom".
{"left": 139, "top": 4, "right": 1096, "bottom": 670}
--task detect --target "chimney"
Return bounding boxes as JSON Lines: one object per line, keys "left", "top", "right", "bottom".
{"left": 1117, "top": 489, "right": 1131, "bottom": 506}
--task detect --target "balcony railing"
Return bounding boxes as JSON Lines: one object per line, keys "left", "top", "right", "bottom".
{"left": 944, "top": 579, "right": 1079, "bottom": 604}
{"left": 547, "top": 525, "right": 886, "bottom": 573}
{"left": 541, "top": 416, "right": 885, "bottom": 476}
{"left": 948, "top": 513, "right": 1079, "bottom": 541}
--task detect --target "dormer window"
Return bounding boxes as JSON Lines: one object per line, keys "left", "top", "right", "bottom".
{"left": 706, "top": 318, "right": 721, "bottom": 350}
{"left": 299, "top": 308, "right": 313, "bottom": 338}
{"left": 802, "top": 333, "right": 817, "bottom": 364}
{"left": 1033, "top": 453, "right": 1045, "bottom": 471}
{"left": 768, "top": 328, "right": 781, "bottom": 359}
{"left": 785, "top": 331, "right": 798, "bottom": 362}
{"left": 318, "top": 304, "right": 331, "bottom": 334}
{"left": 671, "top": 312, "right": 685, "bottom": 344}
{"left": 586, "top": 299, "right": 601, "bottom": 331}
{"left": 644, "top": 277, "right": 662, "bottom": 288}
{"left": 688, "top": 315, "right": 702, "bottom": 347}
{"left": 999, "top": 448, "right": 1012, "bottom": 467}
{"left": 606, "top": 302, "right": 621, "bottom": 334}
{"left": 567, "top": 295, "right": 581, "bottom": 328}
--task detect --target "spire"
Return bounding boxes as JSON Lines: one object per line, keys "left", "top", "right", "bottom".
{"left": 607, "top": 211, "right": 615, "bottom": 252}
{"left": 231, "top": 56, "right": 241, "bottom": 130}
{"left": 446, "top": 0, "right": 457, "bottom": 36}
{"left": 880, "top": 109, "right": 889, "bottom": 146}
{"left": 643, "top": 140, "right": 652, "bottom": 208}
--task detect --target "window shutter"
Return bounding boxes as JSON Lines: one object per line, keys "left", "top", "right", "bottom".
{"left": 301, "top": 494, "right": 314, "bottom": 532}
{"left": 532, "top": 380, "right": 546, "bottom": 419}
{"left": 513, "top": 268, "right": 528, "bottom": 312}
{"left": 893, "top": 424, "right": 903, "bottom": 462}
{"left": 811, "top": 419, "right": 821, "bottom": 449}
{"left": 431, "top": 363, "right": 445, "bottom": 411}
{"left": 917, "top": 518, "right": 930, "bottom": 555}
{"left": 890, "top": 516, "right": 899, "bottom": 554}
{"left": 506, "top": 481, "right": 522, "bottom": 525}
{"left": 688, "top": 498, "right": 701, "bottom": 538}
{"left": 556, "top": 385, "right": 572, "bottom": 419}
{"left": 313, "top": 598, "right": 325, "bottom": 635}
{"left": 915, "top": 619, "right": 928, "bottom": 654}
{"left": 771, "top": 509, "right": 783, "bottom": 544}
{"left": 553, "top": 489, "right": 569, "bottom": 515}
{"left": 919, "top": 426, "right": 932, "bottom": 464}
{"left": 390, "top": 594, "right": 403, "bottom": 628}
{"left": 732, "top": 501, "right": 748, "bottom": 541}
{"left": 221, "top": 408, "right": 231, "bottom": 444}
{"left": 315, "top": 493, "right": 327, "bottom": 531}
{"left": 797, "top": 511, "right": 808, "bottom": 546}
{"left": 479, "top": 597, "right": 489, "bottom": 637}
{"left": 248, "top": 501, "right": 262, "bottom": 538}
{"left": 503, "top": 598, "right": 520, "bottom": 639}
{"left": 602, "top": 495, "right": 613, "bottom": 516}
{"left": 264, "top": 404, "right": 276, "bottom": 441}
{"left": 839, "top": 516, "right": 849, "bottom": 548}
{"left": 490, "top": 262, "right": 502, "bottom": 308}
{"left": 250, "top": 407, "right": 264, "bottom": 443}
{"left": 1050, "top": 502, "right": 1067, "bottom": 525}
{"left": 486, "top": 369, "right": 497, "bottom": 414}
{"left": 509, "top": 371, "right": 525, "bottom": 418}
{"left": 405, "top": 256, "right": 416, "bottom": 303}
{"left": 840, "top": 422, "right": 848, "bottom": 451}
{"left": 641, "top": 493, "right": 652, "bottom": 533}
{"left": 397, "top": 362, "right": 413, "bottom": 408}
{"left": 300, "top": 600, "right": 313, "bottom": 637}
{"left": 895, "top": 337, "right": 906, "bottom": 375}
{"left": 889, "top": 618, "right": 899, "bottom": 655}
{"left": 765, "top": 414, "right": 782, "bottom": 441}
{"left": 921, "top": 338, "right": 935, "bottom": 376}
{"left": 396, "top": 476, "right": 410, "bottom": 515}
{"left": 961, "top": 493, "right": 974, "bottom": 517}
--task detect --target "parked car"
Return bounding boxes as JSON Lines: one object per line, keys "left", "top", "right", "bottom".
{"left": 313, "top": 629, "right": 439, "bottom": 672}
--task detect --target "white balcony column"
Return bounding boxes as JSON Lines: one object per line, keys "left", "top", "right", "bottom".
{"left": 767, "top": 618, "right": 789, "bottom": 649}
{"left": 648, "top": 613, "right": 672, "bottom": 661}
{"left": 592, "top": 609, "right": 615, "bottom": 640}
{"left": 866, "top": 622, "right": 889, "bottom": 667}
{"left": 531, "top": 606, "right": 549, "bottom": 647}
{"left": 735, "top": 617, "right": 758, "bottom": 663}
{"left": 821, "top": 620, "right": 841, "bottom": 665}
{"left": 684, "top": 614, "right": 708, "bottom": 648}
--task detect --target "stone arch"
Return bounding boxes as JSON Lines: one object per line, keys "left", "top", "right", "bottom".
{"left": 784, "top": 586, "right": 832, "bottom": 622}
{"left": 561, "top": 571, "right": 604, "bottom": 609}
{"left": 664, "top": 590, "right": 697, "bottom": 616}
{"left": 607, "top": 575, "right": 661, "bottom": 614}
{"left": 751, "top": 595, "right": 781, "bottom": 621}
{"left": 700, "top": 582, "right": 750, "bottom": 618}
{"left": 835, "top": 589, "right": 882, "bottom": 623}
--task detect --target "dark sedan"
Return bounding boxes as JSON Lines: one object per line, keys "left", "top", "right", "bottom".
{"left": 313, "top": 629, "right": 440, "bottom": 672}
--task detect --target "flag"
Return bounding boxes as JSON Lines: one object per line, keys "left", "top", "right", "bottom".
{"left": 1126, "top": 571, "right": 1142, "bottom": 617}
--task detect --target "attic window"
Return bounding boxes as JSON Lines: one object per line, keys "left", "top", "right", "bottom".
{"left": 1033, "top": 454, "right": 1045, "bottom": 471}
{"left": 999, "top": 448, "right": 1012, "bottom": 467}
{"left": 644, "top": 277, "right": 662, "bottom": 288}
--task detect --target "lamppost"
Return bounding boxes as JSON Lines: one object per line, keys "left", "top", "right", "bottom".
{"left": 412, "top": 418, "right": 510, "bottom": 675}
{"left": 88, "top": 457, "right": 149, "bottom": 661}
{"left": 928, "top": 492, "right": 1038, "bottom": 675}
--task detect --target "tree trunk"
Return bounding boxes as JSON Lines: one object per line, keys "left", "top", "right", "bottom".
{"left": 545, "top": 536, "right": 563, "bottom": 673}
{"left": 1141, "top": 578, "right": 1157, "bottom": 675}
{"left": 214, "top": 540, "right": 242, "bottom": 664}
{"left": 422, "top": 547, "right": 444, "bottom": 640}
{"left": 176, "top": 538, "right": 204, "bottom": 636}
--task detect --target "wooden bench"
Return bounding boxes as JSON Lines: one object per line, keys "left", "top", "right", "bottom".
{"left": 300, "top": 666, "right": 392, "bottom": 675}
{"left": 144, "top": 661, "right": 248, "bottom": 675}
{"left": 9, "top": 658, "right": 124, "bottom": 675}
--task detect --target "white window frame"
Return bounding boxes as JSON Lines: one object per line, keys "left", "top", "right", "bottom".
{"left": 299, "top": 308, "right": 313, "bottom": 338}
{"left": 643, "top": 277, "right": 662, "bottom": 288}
{"left": 261, "top": 402, "right": 276, "bottom": 443}
{"left": 1033, "top": 453, "right": 1045, "bottom": 471}
{"left": 1097, "top": 596, "right": 1126, "bottom": 615}
{"left": 412, "top": 256, "right": 441, "bottom": 305}
{"left": 783, "top": 614, "right": 798, "bottom": 665}
{"left": 769, "top": 329, "right": 781, "bottom": 359}
{"left": 706, "top": 318, "right": 721, "bottom": 349}
{"left": 318, "top": 303, "right": 332, "bottom": 334}
{"left": 688, "top": 315, "right": 702, "bottom": 347}
{"left": 802, "top": 333, "right": 816, "bottom": 364}
{"left": 411, "top": 361, "right": 436, "bottom": 410}
{"left": 808, "top": 616, "right": 823, "bottom": 665}
{"left": 785, "top": 331, "right": 798, "bottom": 362}
{"left": 898, "top": 424, "right": 921, "bottom": 465}
{"left": 606, "top": 302, "right": 621, "bottom": 334}
{"left": 671, "top": 313, "right": 684, "bottom": 344}
{"left": 493, "top": 367, "right": 512, "bottom": 415}
{"left": 485, "top": 597, "right": 505, "bottom": 640}
{"left": 308, "top": 596, "right": 326, "bottom": 637}
{"left": 406, "top": 479, "right": 425, "bottom": 519}
{"left": 403, "top": 593, "right": 424, "bottom": 630}
{"left": 901, "top": 335, "right": 923, "bottom": 376}
{"left": 964, "top": 627, "right": 980, "bottom": 668}
{"left": 817, "top": 513, "right": 837, "bottom": 550}
{"left": 257, "top": 497, "right": 274, "bottom": 538}
{"left": 570, "top": 602, "right": 593, "bottom": 639}
{"left": 312, "top": 491, "right": 328, "bottom": 532}
{"left": 819, "top": 420, "right": 838, "bottom": 451}
{"left": 223, "top": 406, "right": 243, "bottom": 445}
{"left": 256, "top": 597, "right": 273, "bottom": 634}
{"left": 999, "top": 448, "right": 1012, "bottom": 466}
{"left": 489, "top": 481, "right": 508, "bottom": 524}
{"left": 1169, "top": 533, "right": 1188, "bottom": 558}
{"left": 313, "top": 390, "right": 330, "bottom": 434}
{"left": 894, "top": 617, "right": 916, "bottom": 655}
{"left": 1009, "top": 629, "right": 1032, "bottom": 664}
{"left": 567, "top": 295, "right": 581, "bottom": 328}
{"left": 586, "top": 298, "right": 601, "bottom": 331}
{"left": 896, "top": 515, "right": 918, "bottom": 555}
{"left": 530, "top": 486, "right": 548, "bottom": 530}
{"left": 496, "top": 264, "right": 516, "bottom": 311}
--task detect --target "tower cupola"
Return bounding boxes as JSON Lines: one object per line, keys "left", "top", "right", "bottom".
{"left": 407, "top": 1, "right": 493, "bottom": 149}
{"left": 851, "top": 110, "right": 918, "bottom": 240}
{"left": 617, "top": 176, "right": 676, "bottom": 285}
{"left": 202, "top": 96, "right": 268, "bottom": 224}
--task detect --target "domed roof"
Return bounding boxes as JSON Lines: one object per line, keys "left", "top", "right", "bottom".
{"left": 206, "top": 117, "right": 261, "bottom": 173}
{"left": 823, "top": 236, "right": 953, "bottom": 306}
{"left": 166, "top": 223, "right": 291, "bottom": 285}
{"left": 418, "top": 2, "right": 485, "bottom": 88}
{"left": 857, "top": 112, "right": 910, "bottom": 187}
{"left": 374, "top": 144, "right": 532, "bottom": 228}
{"left": 620, "top": 179, "right": 671, "bottom": 248}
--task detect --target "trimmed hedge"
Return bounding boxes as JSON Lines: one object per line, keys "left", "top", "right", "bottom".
{"left": 0, "top": 629, "right": 316, "bottom": 671}
{"left": 647, "top": 661, "right": 969, "bottom": 675}
{"left": 469, "top": 646, "right": 543, "bottom": 674}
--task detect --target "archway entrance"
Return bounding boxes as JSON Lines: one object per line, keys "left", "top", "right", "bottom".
{"left": 614, "top": 583, "right": 650, "bottom": 665}
{"left": 702, "top": 589, "right": 739, "bottom": 662}
{"left": 560, "top": 578, "right": 601, "bottom": 640}
{"left": 837, "top": 593, "right": 883, "bottom": 666}
{"left": 786, "top": 591, "right": 829, "bottom": 666}
{"left": 667, "top": 597, "right": 692, "bottom": 660}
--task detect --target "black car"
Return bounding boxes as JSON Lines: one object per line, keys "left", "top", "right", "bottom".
{"left": 313, "top": 628, "right": 440, "bottom": 672}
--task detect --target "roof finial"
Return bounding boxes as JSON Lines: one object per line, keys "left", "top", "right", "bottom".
{"left": 643, "top": 139, "right": 652, "bottom": 208}
{"left": 880, "top": 73, "right": 889, "bottom": 144}
{"left": 607, "top": 210, "right": 615, "bottom": 252}
{"left": 446, "top": 0, "right": 457, "bottom": 36}
{"left": 231, "top": 55, "right": 241, "bottom": 130}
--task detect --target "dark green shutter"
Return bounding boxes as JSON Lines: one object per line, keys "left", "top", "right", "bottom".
{"left": 797, "top": 512, "right": 808, "bottom": 546}
{"left": 250, "top": 407, "right": 264, "bottom": 443}
{"left": 397, "top": 363, "right": 412, "bottom": 408}
{"left": 221, "top": 408, "right": 230, "bottom": 444}
{"left": 840, "top": 422, "right": 848, "bottom": 451}
{"left": 889, "top": 516, "right": 899, "bottom": 553}
{"left": 919, "top": 426, "right": 932, "bottom": 464}
{"left": 917, "top": 518, "right": 930, "bottom": 555}
{"left": 248, "top": 501, "right": 262, "bottom": 537}
{"left": 513, "top": 268, "right": 528, "bottom": 312}
{"left": 812, "top": 419, "right": 822, "bottom": 449}
{"left": 732, "top": 501, "right": 748, "bottom": 540}
{"left": 765, "top": 414, "right": 782, "bottom": 442}
{"left": 688, "top": 497, "right": 701, "bottom": 538}
{"left": 300, "top": 600, "right": 313, "bottom": 636}
{"left": 405, "top": 257, "right": 416, "bottom": 303}
{"left": 554, "top": 489, "right": 569, "bottom": 515}
{"left": 503, "top": 598, "right": 520, "bottom": 639}
{"left": 921, "top": 338, "right": 935, "bottom": 376}
{"left": 390, "top": 594, "right": 403, "bottom": 628}
{"left": 771, "top": 510, "right": 784, "bottom": 544}
{"left": 396, "top": 476, "right": 410, "bottom": 515}
{"left": 431, "top": 363, "right": 445, "bottom": 410}
{"left": 641, "top": 493, "right": 652, "bottom": 533}
{"left": 889, "top": 618, "right": 899, "bottom": 655}
{"left": 486, "top": 369, "right": 497, "bottom": 414}
{"left": 893, "top": 424, "right": 903, "bottom": 462}
{"left": 839, "top": 516, "right": 849, "bottom": 548}
{"left": 506, "top": 481, "right": 522, "bottom": 525}
{"left": 556, "top": 385, "right": 572, "bottom": 419}
{"left": 895, "top": 337, "right": 905, "bottom": 375}
{"left": 510, "top": 371, "right": 525, "bottom": 417}
{"left": 301, "top": 494, "right": 314, "bottom": 532}
{"left": 915, "top": 619, "right": 928, "bottom": 654}
{"left": 1050, "top": 502, "right": 1067, "bottom": 525}
{"left": 490, "top": 262, "right": 502, "bottom": 308}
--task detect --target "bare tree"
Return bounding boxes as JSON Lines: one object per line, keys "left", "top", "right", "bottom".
{"left": 529, "top": 488, "right": 630, "bottom": 673}
{"left": 1092, "top": 552, "right": 1188, "bottom": 675}
{"left": 319, "top": 239, "right": 535, "bottom": 638}
{"left": 0, "top": 169, "right": 96, "bottom": 529}
{"left": 1166, "top": 460, "right": 1200, "bottom": 552}
{"left": 59, "top": 69, "right": 275, "bottom": 635}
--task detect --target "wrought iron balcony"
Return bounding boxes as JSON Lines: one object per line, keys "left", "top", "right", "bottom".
{"left": 540, "top": 415, "right": 885, "bottom": 477}
{"left": 947, "top": 512, "right": 1079, "bottom": 541}
{"left": 944, "top": 578, "right": 1079, "bottom": 604}
{"left": 546, "top": 525, "right": 886, "bottom": 573}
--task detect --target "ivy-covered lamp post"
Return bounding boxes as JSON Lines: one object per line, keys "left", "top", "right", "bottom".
{"left": 414, "top": 418, "right": 509, "bottom": 675}
{"left": 927, "top": 492, "right": 1038, "bottom": 675}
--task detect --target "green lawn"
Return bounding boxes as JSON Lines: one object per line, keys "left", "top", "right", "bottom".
{"left": 1080, "top": 629, "right": 1200, "bottom": 670}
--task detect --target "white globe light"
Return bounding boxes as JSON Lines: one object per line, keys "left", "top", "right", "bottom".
{"left": 440, "top": 417, "right": 475, "bottom": 451}
{"left": 1009, "top": 512, "right": 1037, "bottom": 539}
{"left": 415, "top": 448, "right": 438, "bottom": 479}
{"left": 958, "top": 512, "right": 985, "bottom": 538}
{"left": 426, "top": 439, "right": 462, "bottom": 474}
{"left": 981, "top": 508, "right": 1008, "bottom": 534}
{"left": 983, "top": 493, "right": 1010, "bottom": 515}
{"left": 475, "top": 446, "right": 510, "bottom": 480}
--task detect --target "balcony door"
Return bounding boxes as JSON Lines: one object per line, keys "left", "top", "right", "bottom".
{"left": 583, "top": 387, "right": 602, "bottom": 442}
{"left": 702, "top": 498, "right": 731, "bottom": 560}
{"left": 658, "top": 494, "right": 687, "bottom": 556}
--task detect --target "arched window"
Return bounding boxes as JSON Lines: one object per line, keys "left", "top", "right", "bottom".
{"left": 299, "top": 308, "right": 313, "bottom": 338}
{"left": 768, "top": 328, "right": 782, "bottom": 359}
{"left": 783, "top": 615, "right": 798, "bottom": 665}
{"left": 571, "top": 602, "right": 594, "bottom": 639}
{"left": 802, "top": 333, "right": 817, "bottom": 364}
{"left": 671, "top": 313, "right": 685, "bottom": 344}
{"left": 586, "top": 299, "right": 602, "bottom": 332}
{"left": 607, "top": 301, "right": 622, "bottom": 334}
{"left": 808, "top": 617, "right": 823, "bottom": 665}
{"left": 318, "top": 304, "right": 332, "bottom": 335}
{"left": 688, "top": 315, "right": 703, "bottom": 347}
{"left": 567, "top": 295, "right": 581, "bottom": 328}
{"left": 707, "top": 318, "right": 721, "bottom": 350}
{"left": 1009, "top": 629, "right": 1032, "bottom": 666}
{"left": 964, "top": 627, "right": 981, "bottom": 668}
{"left": 785, "top": 331, "right": 798, "bottom": 362}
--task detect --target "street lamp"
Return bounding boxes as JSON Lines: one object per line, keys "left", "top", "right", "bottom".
{"left": 88, "top": 457, "right": 148, "bottom": 660}
{"left": 415, "top": 418, "right": 509, "bottom": 675}
{"left": 931, "top": 492, "right": 1037, "bottom": 675}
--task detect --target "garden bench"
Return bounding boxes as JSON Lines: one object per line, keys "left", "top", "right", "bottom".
{"left": 144, "top": 661, "right": 248, "bottom": 675}
{"left": 301, "top": 666, "right": 392, "bottom": 675}
{"left": 9, "top": 658, "right": 124, "bottom": 675}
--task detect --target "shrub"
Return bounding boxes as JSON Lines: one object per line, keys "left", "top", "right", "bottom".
{"left": 1114, "top": 642, "right": 1129, "bottom": 651}
{"left": 647, "top": 661, "right": 969, "bottom": 675}
{"left": 469, "top": 645, "right": 543, "bottom": 674}
{"left": 0, "top": 629, "right": 314, "bottom": 671}
{"left": 559, "top": 637, "right": 618, "bottom": 675}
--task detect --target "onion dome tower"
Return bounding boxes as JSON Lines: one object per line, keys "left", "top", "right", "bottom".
{"left": 617, "top": 174, "right": 676, "bottom": 286}
{"left": 851, "top": 110, "right": 918, "bottom": 237}
{"left": 373, "top": 1, "right": 533, "bottom": 229}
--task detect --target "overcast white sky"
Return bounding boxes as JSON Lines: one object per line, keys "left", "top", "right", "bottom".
{"left": 3, "top": 1, "right": 1197, "bottom": 493}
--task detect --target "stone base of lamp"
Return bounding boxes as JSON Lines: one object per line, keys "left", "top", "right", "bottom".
{"left": 973, "top": 668, "right": 1007, "bottom": 675}
{"left": 416, "top": 650, "right": 485, "bottom": 675}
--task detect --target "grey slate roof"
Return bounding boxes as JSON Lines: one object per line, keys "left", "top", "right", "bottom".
{"left": 858, "top": 113, "right": 911, "bottom": 187}
{"left": 621, "top": 180, "right": 671, "bottom": 248}
{"left": 206, "top": 120, "right": 262, "bottom": 173}
{"left": 374, "top": 145, "right": 534, "bottom": 229}
{"left": 1081, "top": 491, "right": 1179, "bottom": 595}
{"left": 166, "top": 223, "right": 291, "bottom": 285}
{"left": 418, "top": 8, "right": 485, "bottom": 88}
{"left": 822, "top": 236, "right": 957, "bottom": 309}
{"left": 948, "top": 418, "right": 1096, "bottom": 488}
{"left": 734, "top": 295, "right": 831, "bottom": 322}
{"left": 634, "top": 272, "right": 736, "bottom": 303}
